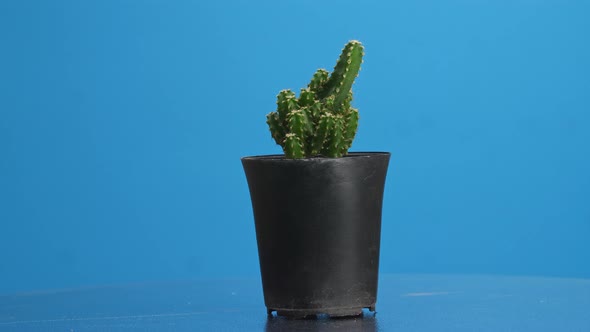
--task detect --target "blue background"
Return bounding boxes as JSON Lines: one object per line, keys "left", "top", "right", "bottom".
{"left": 1, "top": 0, "right": 589, "bottom": 294}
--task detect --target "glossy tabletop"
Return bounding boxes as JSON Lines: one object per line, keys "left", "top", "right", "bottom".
{"left": 1, "top": 274, "right": 589, "bottom": 331}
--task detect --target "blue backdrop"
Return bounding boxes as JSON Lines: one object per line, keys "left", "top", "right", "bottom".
{"left": 1, "top": 0, "right": 589, "bottom": 294}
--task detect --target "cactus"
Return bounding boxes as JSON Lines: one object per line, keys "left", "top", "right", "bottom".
{"left": 266, "top": 40, "right": 364, "bottom": 158}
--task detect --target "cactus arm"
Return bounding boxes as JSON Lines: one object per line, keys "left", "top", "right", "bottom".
{"left": 276, "top": 89, "right": 296, "bottom": 123}
{"left": 287, "top": 110, "right": 307, "bottom": 138}
{"left": 287, "top": 97, "right": 299, "bottom": 111}
{"left": 284, "top": 133, "right": 305, "bottom": 159}
{"left": 307, "top": 69, "right": 329, "bottom": 93}
{"left": 317, "top": 40, "right": 364, "bottom": 107}
{"left": 299, "top": 107, "right": 315, "bottom": 133}
{"left": 308, "top": 101, "right": 322, "bottom": 120}
{"left": 323, "top": 114, "right": 345, "bottom": 157}
{"left": 266, "top": 112, "right": 285, "bottom": 147}
{"left": 341, "top": 108, "right": 359, "bottom": 155}
{"left": 311, "top": 112, "right": 334, "bottom": 156}
{"left": 298, "top": 88, "right": 316, "bottom": 107}
{"left": 287, "top": 110, "right": 312, "bottom": 157}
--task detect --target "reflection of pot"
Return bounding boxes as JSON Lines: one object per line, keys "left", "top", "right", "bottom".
{"left": 242, "top": 152, "right": 391, "bottom": 318}
{"left": 265, "top": 313, "right": 377, "bottom": 331}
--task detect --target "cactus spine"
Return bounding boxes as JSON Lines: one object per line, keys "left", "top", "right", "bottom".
{"left": 266, "top": 40, "right": 364, "bottom": 158}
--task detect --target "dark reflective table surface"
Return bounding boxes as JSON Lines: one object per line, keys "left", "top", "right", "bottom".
{"left": 1, "top": 274, "right": 589, "bottom": 331}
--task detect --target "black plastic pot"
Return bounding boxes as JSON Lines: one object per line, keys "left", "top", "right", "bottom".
{"left": 241, "top": 152, "right": 391, "bottom": 318}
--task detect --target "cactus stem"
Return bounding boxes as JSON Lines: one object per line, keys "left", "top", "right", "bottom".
{"left": 266, "top": 40, "right": 364, "bottom": 158}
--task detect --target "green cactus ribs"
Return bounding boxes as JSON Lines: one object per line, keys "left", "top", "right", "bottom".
{"left": 266, "top": 40, "right": 364, "bottom": 158}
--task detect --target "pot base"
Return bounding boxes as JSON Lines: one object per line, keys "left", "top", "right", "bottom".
{"left": 268, "top": 305, "right": 375, "bottom": 319}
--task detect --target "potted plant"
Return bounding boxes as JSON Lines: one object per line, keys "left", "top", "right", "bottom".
{"left": 241, "top": 40, "right": 390, "bottom": 318}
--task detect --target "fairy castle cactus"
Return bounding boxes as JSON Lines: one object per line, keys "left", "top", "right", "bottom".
{"left": 266, "top": 40, "right": 364, "bottom": 158}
